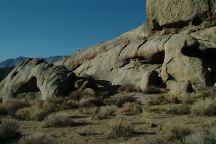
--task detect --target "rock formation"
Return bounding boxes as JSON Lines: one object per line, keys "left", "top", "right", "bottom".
{"left": 56, "top": 0, "right": 216, "bottom": 94}
{"left": 0, "top": 59, "right": 75, "bottom": 100}
{"left": 1, "top": 0, "right": 216, "bottom": 99}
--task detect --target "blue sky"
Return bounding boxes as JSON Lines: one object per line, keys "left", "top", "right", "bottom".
{"left": 0, "top": 0, "right": 146, "bottom": 61}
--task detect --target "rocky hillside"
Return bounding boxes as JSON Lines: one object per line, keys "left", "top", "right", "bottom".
{"left": 0, "top": 56, "right": 67, "bottom": 68}
{"left": 56, "top": 0, "right": 216, "bottom": 95}
{"left": 1, "top": 0, "right": 216, "bottom": 100}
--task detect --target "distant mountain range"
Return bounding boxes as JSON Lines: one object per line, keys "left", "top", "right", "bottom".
{"left": 0, "top": 56, "right": 67, "bottom": 68}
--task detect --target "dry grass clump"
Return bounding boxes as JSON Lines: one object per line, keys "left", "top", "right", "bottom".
{"left": 15, "top": 107, "right": 32, "bottom": 120}
{"left": 148, "top": 94, "right": 180, "bottom": 106}
{"left": 93, "top": 106, "right": 117, "bottom": 119}
{"left": 104, "top": 96, "right": 136, "bottom": 107}
{"left": 191, "top": 97, "right": 216, "bottom": 116}
{"left": 167, "top": 104, "right": 190, "bottom": 115}
{"left": 79, "top": 105, "right": 116, "bottom": 119}
{"left": 1, "top": 99, "right": 30, "bottom": 115}
{"left": 117, "top": 102, "right": 143, "bottom": 115}
{"left": 185, "top": 126, "right": 216, "bottom": 144}
{"left": 19, "top": 133, "right": 57, "bottom": 144}
{"left": 193, "top": 88, "right": 216, "bottom": 99}
{"left": 79, "top": 96, "right": 104, "bottom": 108}
{"left": 108, "top": 120, "right": 135, "bottom": 139}
{"left": 42, "top": 114, "right": 78, "bottom": 128}
{"left": 15, "top": 98, "right": 65, "bottom": 121}
{"left": 0, "top": 119, "right": 21, "bottom": 142}
{"left": 167, "top": 124, "right": 191, "bottom": 142}
{"left": 30, "top": 99, "right": 58, "bottom": 121}
{"left": 179, "top": 94, "right": 195, "bottom": 105}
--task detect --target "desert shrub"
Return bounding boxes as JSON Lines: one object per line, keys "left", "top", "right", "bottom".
{"left": 42, "top": 114, "right": 78, "bottom": 128}
{"left": 15, "top": 107, "right": 32, "bottom": 120}
{"left": 79, "top": 97, "right": 103, "bottom": 108}
{"left": 117, "top": 102, "right": 143, "bottom": 115}
{"left": 179, "top": 94, "right": 195, "bottom": 104}
{"left": 2, "top": 99, "right": 30, "bottom": 115}
{"left": 104, "top": 96, "right": 136, "bottom": 107}
{"left": 167, "top": 104, "right": 190, "bottom": 115}
{"left": 30, "top": 98, "right": 63, "bottom": 121}
{"left": 65, "top": 100, "right": 79, "bottom": 109}
{"left": 168, "top": 125, "right": 191, "bottom": 142}
{"left": 119, "top": 84, "right": 139, "bottom": 92}
{"left": 69, "top": 88, "right": 96, "bottom": 100}
{"left": 94, "top": 106, "right": 117, "bottom": 119}
{"left": 185, "top": 126, "right": 216, "bottom": 144}
{"left": 193, "top": 88, "right": 216, "bottom": 99}
{"left": 79, "top": 97, "right": 96, "bottom": 108}
{"left": 108, "top": 120, "right": 135, "bottom": 138}
{"left": 147, "top": 95, "right": 180, "bottom": 106}
{"left": 79, "top": 107, "right": 99, "bottom": 116}
{"left": 0, "top": 119, "right": 21, "bottom": 142}
{"left": 19, "top": 133, "right": 57, "bottom": 144}
{"left": 191, "top": 97, "right": 216, "bottom": 116}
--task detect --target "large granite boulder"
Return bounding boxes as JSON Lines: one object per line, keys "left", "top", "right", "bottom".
{"left": 0, "top": 59, "right": 76, "bottom": 100}
{"left": 146, "top": 0, "right": 216, "bottom": 31}
{"left": 56, "top": 0, "right": 216, "bottom": 94}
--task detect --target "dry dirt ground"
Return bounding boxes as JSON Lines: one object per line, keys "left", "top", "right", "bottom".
{"left": 1, "top": 92, "right": 216, "bottom": 144}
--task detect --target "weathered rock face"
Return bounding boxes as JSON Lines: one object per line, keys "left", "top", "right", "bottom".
{"left": 56, "top": 0, "right": 216, "bottom": 94}
{"left": 1, "top": 0, "right": 215, "bottom": 97}
{"left": 0, "top": 59, "right": 76, "bottom": 100}
{"left": 146, "top": 0, "right": 216, "bottom": 31}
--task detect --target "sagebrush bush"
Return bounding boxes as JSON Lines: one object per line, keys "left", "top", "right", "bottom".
{"left": 191, "top": 97, "right": 216, "bottom": 116}
{"left": 168, "top": 125, "right": 190, "bottom": 142}
{"left": 104, "top": 96, "right": 136, "bottom": 107}
{"left": 108, "top": 120, "right": 135, "bottom": 138}
{"left": 0, "top": 119, "right": 21, "bottom": 142}
{"left": 179, "top": 94, "right": 194, "bottom": 104}
{"left": 2, "top": 99, "right": 30, "bottom": 115}
{"left": 16, "top": 107, "right": 32, "bottom": 120}
{"left": 79, "top": 96, "right": 104, "bottom": 108}
{"left": 94, "top": 106, "right": 117, "bottom": 119}
{"left": 167, "top": 104, "right": 190, "bottom": 115}
{"left": 42, "top": 114, "right": 77, "bottom": 128}
{"left": 79, "top": 107, "right": 99, "bottom": 116}
{"left": 117, "top": 102, "right": 143, "bottom": 115}
{"left": 185, "top": 126, "right": 216, "bottom": 144}
{"left": 147, "top": 95, "right": 180, "bottom": 106}
{"left": 19, "top": 133, "right": 57, "bottom": 144}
